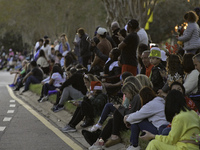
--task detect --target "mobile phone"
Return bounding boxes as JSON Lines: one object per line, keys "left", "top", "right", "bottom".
{"left": 86, "top": 36, "right": 92, "bottom": 42}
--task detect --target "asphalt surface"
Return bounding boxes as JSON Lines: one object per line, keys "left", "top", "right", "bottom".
{"left": 0, "top": 70, "right": 126, "bottom": 150}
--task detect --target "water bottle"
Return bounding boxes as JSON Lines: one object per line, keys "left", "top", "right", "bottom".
{"left": 98, "top": 138, "right": 104, "bottom": 150}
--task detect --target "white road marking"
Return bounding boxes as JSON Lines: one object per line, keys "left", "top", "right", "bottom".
{"left": 10, "top": 100, "right": 15, "bottom": 103}
{"left": 3, "top": 117, "right": 12, "bottom": 122}
{"left": 9, "top": 104, "right": 16, "bottom": 107}
{"left": 7, "top": 110, "right": 14, "bottom": 113}
{"left": 0, "top": 126, "right": 6, "bottom": 131}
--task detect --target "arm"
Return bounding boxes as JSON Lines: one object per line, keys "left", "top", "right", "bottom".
{"left": 22, "top": 71, "right": 33, "bottom": 83}
{"left": 48, "top": 78, "right": 55, "bottom": 85}
{"left": 118, "top": 41, "right": 126, "bottom": 50}
{"left": 126, "top": 101, "right": 155, "bottom": 124}
{"left": 93, "top": 46, "right": 108, "bottom": 62}
{"left": 178, "top": 24, "right": 194, "bottom": 42}
{"left": 183, "top": 70, "right": 199, "bottom": 94}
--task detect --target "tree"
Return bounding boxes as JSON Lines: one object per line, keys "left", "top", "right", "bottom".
{"left": 101, "top": 0, "right": 157, "bottom": 31}
{"left": 148, "top": 0, "right": 200, "bottom": 43}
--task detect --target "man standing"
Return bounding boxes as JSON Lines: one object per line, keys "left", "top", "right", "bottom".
{"left": 91, "top": 27, "right": 112, "bottom": 75}
{"left": 111, "top": 21, "right": 121, "bottom": 46}
{"left": 78, "top": 28, "right": 91, "bottom": 68}
{"left": 118, "top": 19, "right": 139, "bottom": 76}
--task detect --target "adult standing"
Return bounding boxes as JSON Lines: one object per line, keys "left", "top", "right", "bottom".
{"left": 58, "top": 33, "right": 71, "bottom": 55}
{"left": 78, "top": 28, "right": 91, "bottom": 68}
{"left": 178, "top": 11, "right": 200, "bottom": 54}
{"left": 91, "top": 27, "right": 112, "bottom": 75}
{"left": 118, "top": 19, "right": 139, "bottom": 76}
{"left": 111, "top": 21, "right": 121, "bottom": 46}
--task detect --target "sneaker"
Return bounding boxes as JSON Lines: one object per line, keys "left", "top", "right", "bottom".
{"left": 61, "top": 124, "right": 70, "bottom": 132}
{"left": 126, "top": 145, "right": 140, "bottom": 150}
{"left": 104, "top": 137, "right": 121, "bottom": 147}
{"left": 62, "top": 126, "right": 77, "bottom": 133}
{"left": 52, "top": 105, "right": 64, "bottom": 113}
{"left": 88, "top": 138, "right": 104, "bottom": 150}
{"left": 90, "top": 124, "right": 102, "bottom": 132}
{"left": 9, "top": 84, "right": 15, "bottom": 87}
{"left": 37, "top": 97, "right": 42, "bottom": 102}
{"left": 39, "top": 96, "right": 48, "bottom": 102}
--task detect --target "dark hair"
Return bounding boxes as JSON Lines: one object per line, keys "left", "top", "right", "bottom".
{"left": 75, "top": 64, "right": 84, "bottom": 70}
{"left": 51, "top": 65, "right": 63, "bottom": 78}
{"left": 39, "top": 39, "right": 44, "bottom": 43}
{"left": 167, "top": 54, "right": 183, "bottom": 76}
{"left": 57, "top": 53, "right": 62, "bottom": 57}
{"left": 30, "top": 60, "right": 37, "bottom": 67}
{"left": 127, "top": 19, "right": 139, "bottom": 30}
{"left": 170, "top": 81, "right": 185, "bottom": 95}
{"left": 165, "top": 90, "right": 190, "bottom": 122}
{"left": 50, "top": 59, "right": 55, "bottom": 63}
{"left": 121, "top": 71, "right": 133, "bottom": 80}
{"left": 182, "top": 53, "right": 195, "bottom": 73}
{"left": 184, "top": 11, "right": 198, "bottom": 22}
{"left": 78, "top": 28, "right": 85, "bottom": 36}
{"left": 111, "top": 48, "right": 121, "bottom": 61}
{"left": 69, "top": 67, "right": 77, "bottom": 75}
{"left": 64, "top": 51, "right": 77, "bottom": 68}
{"left": 139, "top": 86, "right": 156, "bottom": 106}
{"left": 38, "top": 50, "right": 46, "bottom": 59}
{"left": 99, "top": 33, "right": 107, "bottom": 38}
{"left": 119, "top": 29, "right": 127, "bottom": 38}
{"left": 44, "top": 39, "right": 49, "bottom": 47}
{"left": 138, "top": 44, "right": 149, "bottom": 56}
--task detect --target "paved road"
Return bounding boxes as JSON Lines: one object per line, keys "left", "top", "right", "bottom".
{"left": 0, "top": 71, "right": 78, "bottom": 150}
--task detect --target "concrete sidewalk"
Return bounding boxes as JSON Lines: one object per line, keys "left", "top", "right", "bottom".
{"left": 14, "top": 90, "right": 126, "bottom": 150}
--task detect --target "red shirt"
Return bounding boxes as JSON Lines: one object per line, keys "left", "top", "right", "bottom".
{"left": 145, "top": 64, "right": 154, "bottom": 77}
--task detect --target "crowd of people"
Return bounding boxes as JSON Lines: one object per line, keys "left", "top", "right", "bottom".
{"left": 4, "top": 9, "right": 200, "bottom": 150}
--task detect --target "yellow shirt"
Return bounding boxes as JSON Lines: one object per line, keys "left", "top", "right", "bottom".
{"left": 155, "top": 110, "right": 200, "bottom": 150}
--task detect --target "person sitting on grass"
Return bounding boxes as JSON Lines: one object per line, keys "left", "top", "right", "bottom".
{"left": 141, "top": 90, "right": 200, "bottom": 150}
{"left": 124, "top": 86, "right": 168, "bottom": 150}
{"left": 20, "top": 60, "right": 44, "bottom": 94}
{"left": 38, "top": 64, "right": 66, "bottom": 102}
{"left": 51, "top": 66, "right": 87, "bottom": 112}
{"left": 61, "top": 81, "right": 107, "bottom": 133}
{"left": 36, "top": 49, "right": 50, "bottom": 76}
{"left": 9, "top": 59, "right": 28, "bottom": 87}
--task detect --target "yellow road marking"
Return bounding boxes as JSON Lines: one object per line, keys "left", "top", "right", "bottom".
{"left": 6, "top": 85, "right": 83, "bottom": 150}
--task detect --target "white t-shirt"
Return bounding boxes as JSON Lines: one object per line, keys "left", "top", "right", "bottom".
{"left": 54, "top": 44, "right": 59, "bottom": 51}
{"left": 51, "top": 72, "right": 65, "bottom": 87}
{"left": 41, "top": 44, "right": 51, "bottom": 60}
{"left": 137, "top": 28, "right": 148, "bottom": 46}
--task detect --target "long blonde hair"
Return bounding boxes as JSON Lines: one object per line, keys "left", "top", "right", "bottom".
{"left": 121, "top": 82, "right": 140, "bottom": 100}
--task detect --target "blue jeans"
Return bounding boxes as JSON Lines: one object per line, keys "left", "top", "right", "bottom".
{"left": 130, "top": 119, "right": 158, "bottom": 147}
{"left": 98, "top": 103, "right": 116, "bottom": 125}
{"left": 161, "top": 127, "right": 171, "bottom": 135}
{"left": 24, "top": 75, "right": 41, "bottom": 91}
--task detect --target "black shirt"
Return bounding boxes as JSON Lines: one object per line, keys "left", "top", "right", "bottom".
{"left": 120, "top": 32, "right": 139, "bottom": 66}
{"left": 31, "top": 67, "right": 43, "bottom": 81}
{"left": 60, "top": 72, "right": 87, "bottom": 95}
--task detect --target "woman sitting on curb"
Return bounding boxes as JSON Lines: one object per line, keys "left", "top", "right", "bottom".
{"left": 141, "top": 90, "right": 200, "bottom": 150}
{"left": 124, "top": 86, "right": 168, "bottom": 150}
{"left": 38, "top": 64, "right": 65, "bottom": 102}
